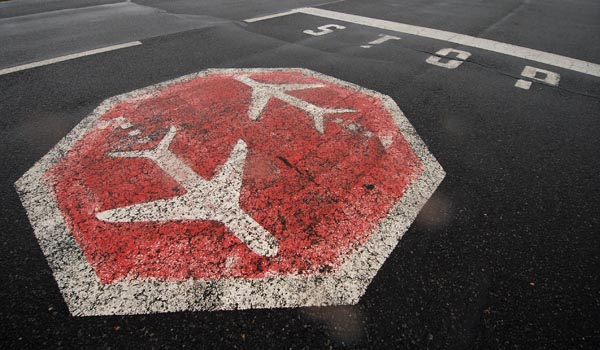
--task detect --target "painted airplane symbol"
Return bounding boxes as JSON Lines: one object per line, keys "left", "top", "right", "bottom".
{"left": 96, "top": 126, "right": 279, "bottom": 257}
{"left": 235, "top": 75, "right": 355, "bottom": 133}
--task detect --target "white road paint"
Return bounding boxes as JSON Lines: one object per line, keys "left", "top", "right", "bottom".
{"left": 515, "top": 79, "right": 533, "bottom": 90}
{"left": 0, "top": 41, "right": 142, "bottom": 76}
{"left": 97, "top": 116, "right": 133, "bottom": 130}
{"left": 303, "top": 23, "right": 346, "bottom": 36}
{"left": 236, "top": 74, "right": 354, "bottom": 133}
{"left": 378, "top": 135, "right": 394, "bottom": 150}
{"left": 361, "top": 34, "right": 400, "bottom": 48}
{"left": 426, "top": 48, "right": 472, "bottom": 69}
{"left": 137, "top": 136, "right": 152, "bottom": 143}
{"left": 515, "top": 65, "right": 560, "bottom": 90}
{"left": 522, "top": 66, "right": 561, "bottom": 86}
{"left": 245, "top": 8, "right": 600, "bottom": 78}
{"left": 97, "top": 125, "right": 279, "bottom": 257}
{"left": 114, "top": 116, "right": 133, "bottom": 129}
{"left": 243, "top": 9, "right": 301, "bottom": 23}
{"left": 331, "top": 118, "right": 379, "bottom": 140}
{"left": 15, "top": 68, "right": 444, "bottom": 316}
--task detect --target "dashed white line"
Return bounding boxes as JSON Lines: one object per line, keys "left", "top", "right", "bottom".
{"left": 0, "top": 41, "right": 142, "bottom": 76}
{"left": 245, "top": 7, "right": 600, "bottom": 78}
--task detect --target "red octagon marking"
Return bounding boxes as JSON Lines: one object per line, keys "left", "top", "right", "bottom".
{"left": 16, "top": 69, "right": 444, "bottom": 315}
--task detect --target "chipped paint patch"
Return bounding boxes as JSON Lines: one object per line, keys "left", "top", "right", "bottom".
{"left": 378, "top": 135, "right": 394, "bottom": 150}
{"left": 15, "top": 68, "right": 445, "bottom": 316}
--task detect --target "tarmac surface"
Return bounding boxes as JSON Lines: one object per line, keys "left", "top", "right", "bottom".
{"left": 1, "top": 0, "right": 599, "bottom": 348}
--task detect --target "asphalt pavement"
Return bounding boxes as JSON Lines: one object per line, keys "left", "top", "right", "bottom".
{"left": 1, "top": 0, "right": 599, "bottom": 349}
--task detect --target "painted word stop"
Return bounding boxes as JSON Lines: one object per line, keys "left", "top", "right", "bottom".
{"left": 16, "top": 68, "right": 444, "bottom": 316}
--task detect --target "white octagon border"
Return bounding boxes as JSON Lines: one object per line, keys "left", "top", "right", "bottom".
{"left": 15, "top": 68, "right": 445, "bottom": 316}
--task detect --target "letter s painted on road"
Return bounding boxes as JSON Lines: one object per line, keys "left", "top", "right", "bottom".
{"left": 303, "top": 24, "right": 346, "bottom": 36}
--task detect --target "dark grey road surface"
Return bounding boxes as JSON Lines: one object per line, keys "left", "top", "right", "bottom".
{"left": 1, "top": 0, "right": 599, "bottom": 349}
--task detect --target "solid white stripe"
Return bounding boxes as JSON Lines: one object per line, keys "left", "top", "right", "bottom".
{"left": 0, "top": 41, "right": 142, "bottom": 76}
{"left": 244, "top": 9, "right": 300, "bottom": 23}
{"left": 246, "top": 7, "right": 600, "bottom": 78}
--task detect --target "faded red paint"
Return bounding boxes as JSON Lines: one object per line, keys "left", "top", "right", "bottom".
{"left": 45, "top": 71, "right": 423, "bottom": 283}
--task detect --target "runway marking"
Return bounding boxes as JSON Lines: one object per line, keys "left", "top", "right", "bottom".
{"left": 15, "top": 68, "right": 444, "bottom": 315}
{"left": 361, "top": 34, "right": 400, "bottom": 48}
{"left": 235, "top": 74, "right": 354, "bottom": 133}
{"left": 303, "top": 23, "right": 346, "bottom": 36}
{"left": 515, "top": 79, "right": 533, "bottom": 90}
{"left": 98, "top": 126, "right": 279, "bottom": 258}
{"left": 515, "top": 66, "right": 560, "bottom": 90}
{"left": 243, "top": 9, "right": 301, "bottom": 23}
{"left": 245, "top": 7, "right": 600, "bottom": 78}
{"left": 0, "top": 41, "right": 142, "bottom": 76}
{"left": 426, "top": 48, "right": 472, "bottom": 69}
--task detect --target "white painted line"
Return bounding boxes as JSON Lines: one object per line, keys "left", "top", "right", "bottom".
{"left": 246, "top": 7, "right": 600, "bottom": 78}
{"left": 244, "top": 9, "right": 301, "bottom": 23}
{"left": 0, "top": 41, "right": 142, "bottom": 76}
{"left": 243, "top": 0, "right": 348, "bottom": 22}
